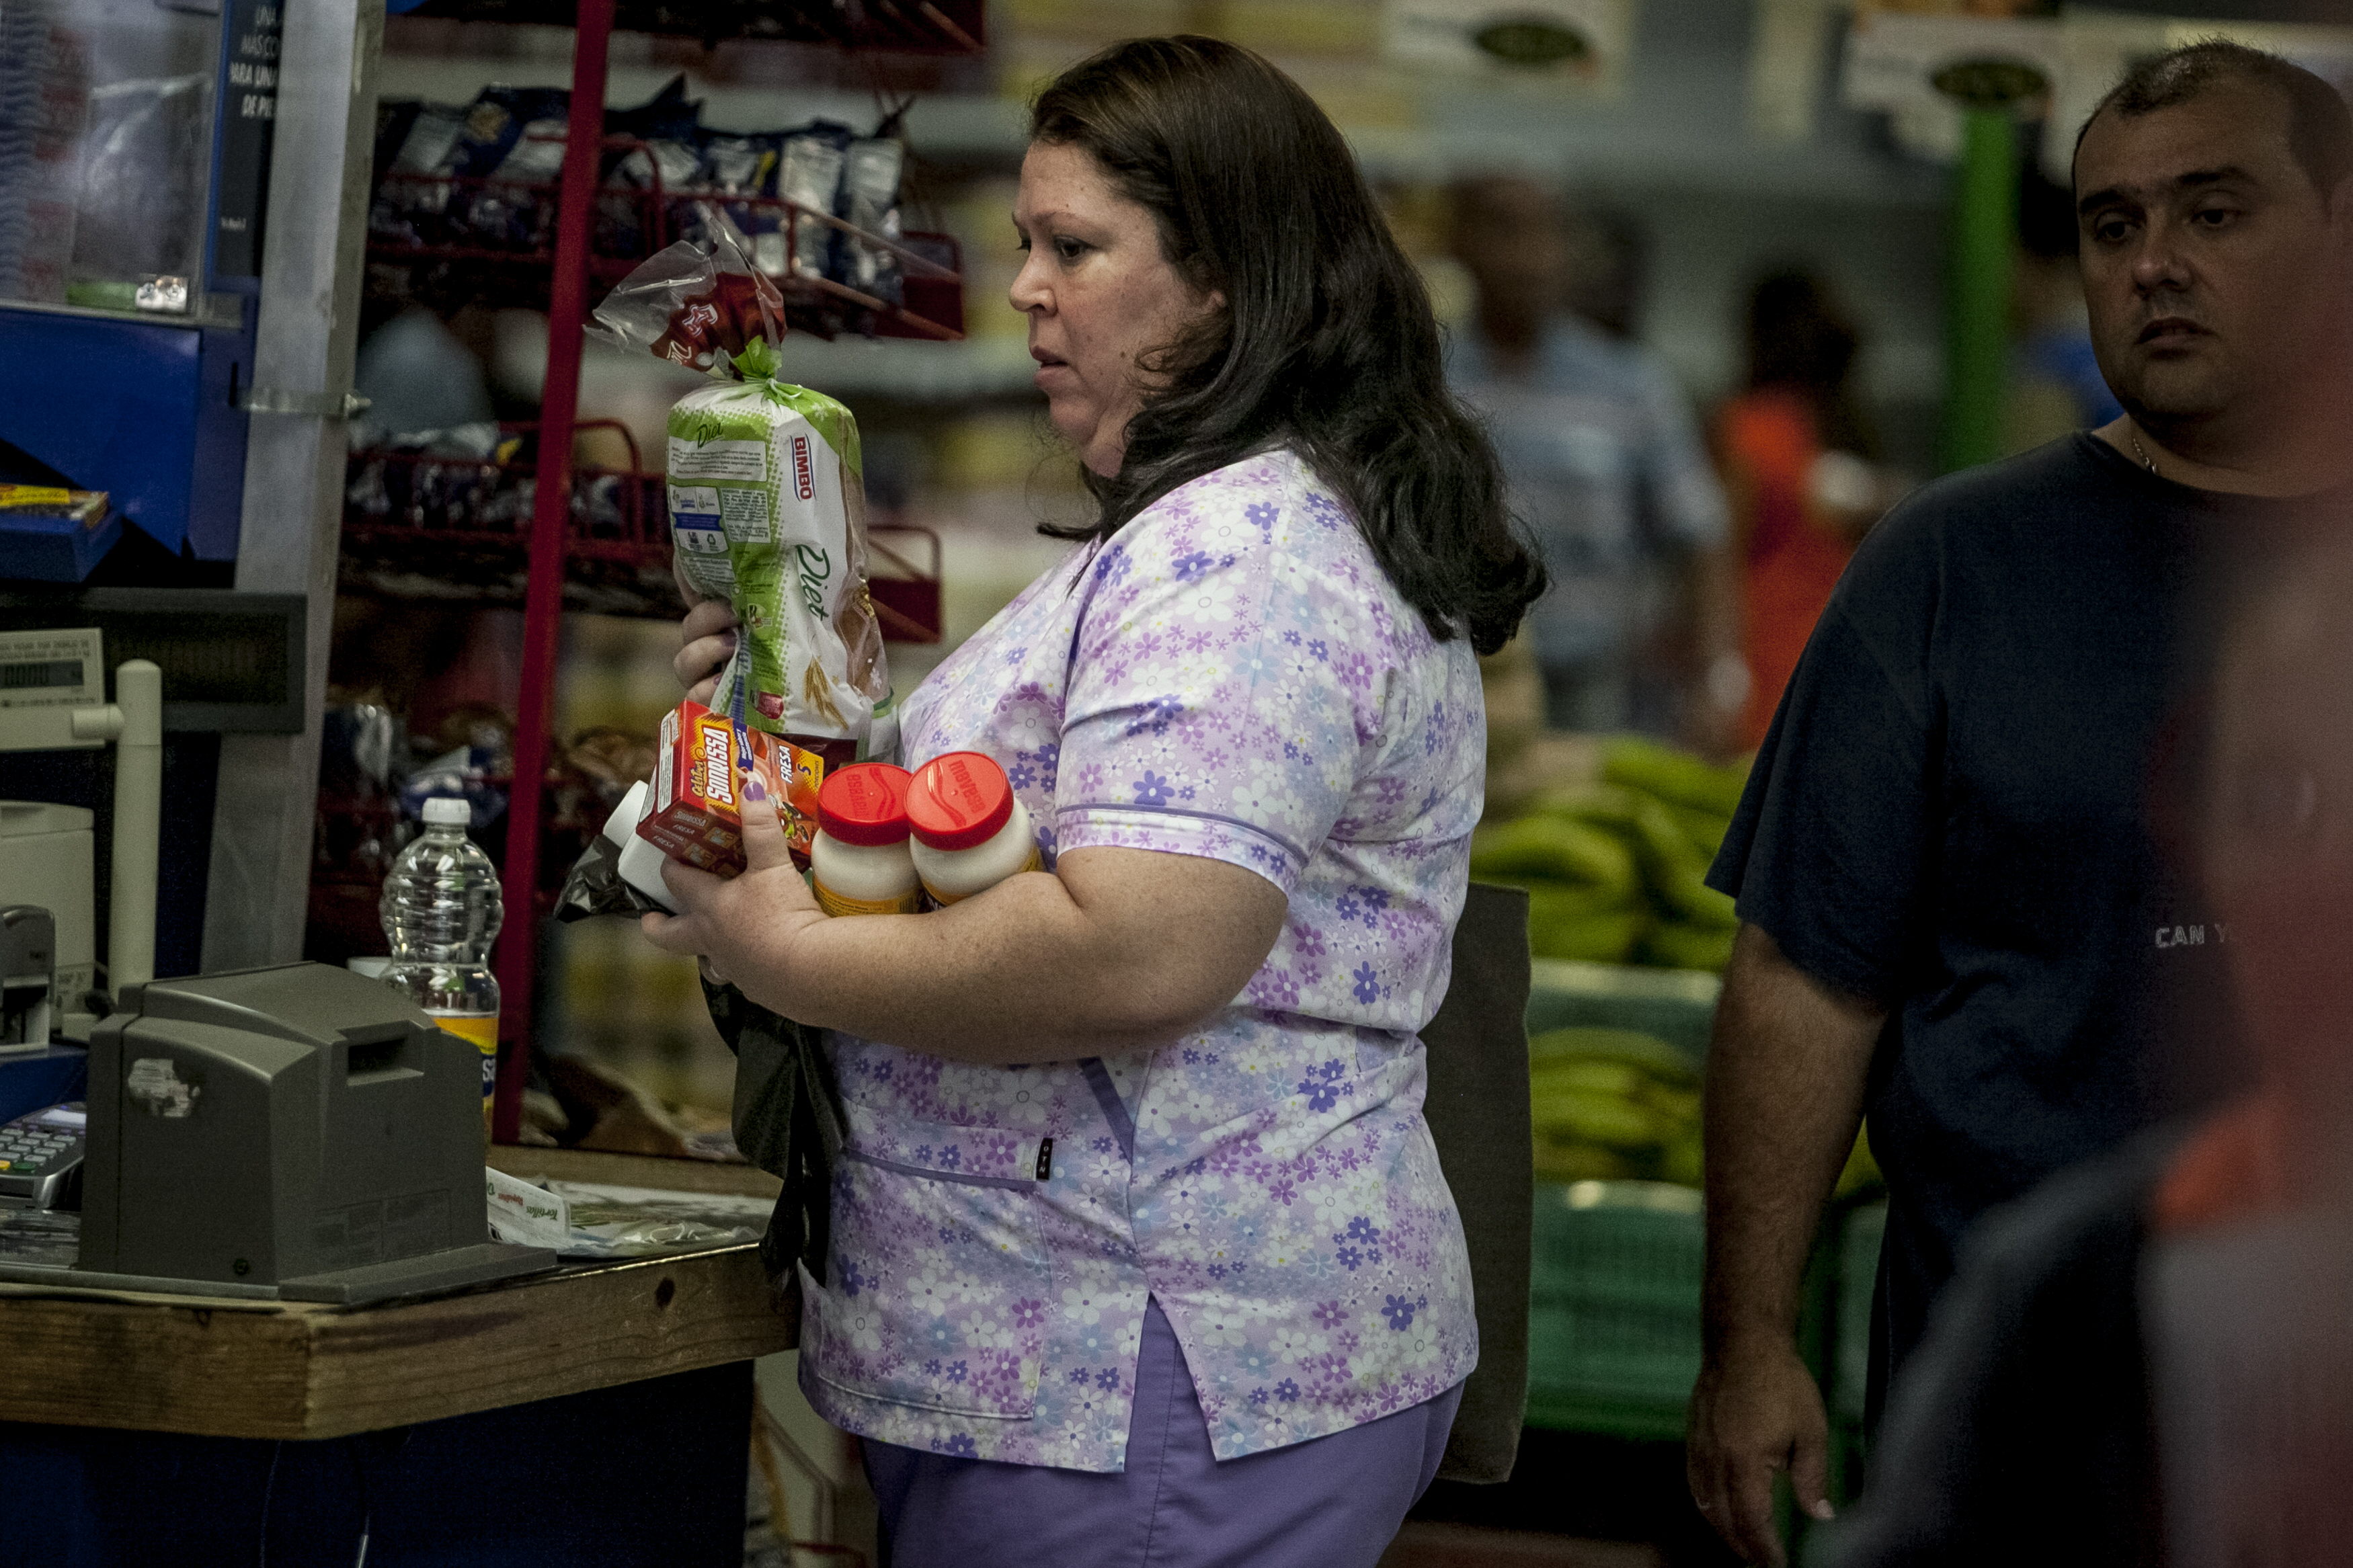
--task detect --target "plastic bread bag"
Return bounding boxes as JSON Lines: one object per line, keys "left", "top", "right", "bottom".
{"left": 668, "top": 339, "right": 888, "bottom": 770}
{"left": 449, "top": 87, "right": 573, "bottom": 179}
{"left": 589, "top": 206, "right": 887, "bottom": 772}
{"left": 589, "top": 203, "right": 785, "bottom": 374}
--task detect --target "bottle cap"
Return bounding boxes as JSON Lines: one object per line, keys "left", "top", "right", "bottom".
{"left": 906, "top": 752, "right": 1015, "bottom": 852}
{"left": 422, "top": 796, "right": 470, "bottom": 827}
{"left": 817, "top": 764, "right": 913, "bottom": 847}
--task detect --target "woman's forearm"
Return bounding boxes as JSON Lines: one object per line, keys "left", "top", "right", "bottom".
{"left": 715, "top": 848, "right": 1286, "bottom": 1065}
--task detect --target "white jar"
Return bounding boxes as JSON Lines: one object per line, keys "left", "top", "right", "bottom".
{"left": 906, "top": 751, "right": 1041, "bottom": 905}
{"left": 810, "top": 764, "right": 920, "bottom": 916}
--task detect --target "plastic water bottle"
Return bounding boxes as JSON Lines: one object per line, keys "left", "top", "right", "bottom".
{"left": 381, "top": 795, "right": 504, "bottom": 1134}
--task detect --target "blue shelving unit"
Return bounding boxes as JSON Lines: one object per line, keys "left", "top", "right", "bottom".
{"left": 0, "top": 0, "right": 283, "bottom": 574}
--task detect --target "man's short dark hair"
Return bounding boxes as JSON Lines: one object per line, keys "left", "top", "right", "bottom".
{"left": 2074, "top": 39, "right": 2353, "bottom": 196}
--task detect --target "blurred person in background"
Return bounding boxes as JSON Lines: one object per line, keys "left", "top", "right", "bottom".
{"left": 1560, "top": 203, "right": 1648, "bottom": 342}
{"left": 1712, "top": 270, "right": 1896, "bottom": 754}
{"left": 1823, "top": 518, "right": 2353, "bottom": 1568}
{"left": 1447, "top": 175, "right": 1744, "bottom": 751}
{"left": 1685, "top": 40, "right": 2353, "bottom": 1565}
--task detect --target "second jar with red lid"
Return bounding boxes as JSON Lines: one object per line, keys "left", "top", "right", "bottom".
{"left": 904, "top": 751, "right": 1042, "bottom": 905}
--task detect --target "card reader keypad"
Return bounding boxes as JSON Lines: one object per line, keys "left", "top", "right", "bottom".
{"left": 0, "top": 1128, "right": 72, "bottom": 1172}
{"left": 0, "top": 1106, "right": 84, "bottom": 1209}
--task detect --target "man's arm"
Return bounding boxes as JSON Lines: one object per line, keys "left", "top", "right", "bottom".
{"left": 1687, "top": 921, "right": 1886, "bottom": 1567}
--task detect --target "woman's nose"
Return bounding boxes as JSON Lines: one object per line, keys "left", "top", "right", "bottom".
{"left": 1009, "top": 251, "right": 1052, "bottom": 315}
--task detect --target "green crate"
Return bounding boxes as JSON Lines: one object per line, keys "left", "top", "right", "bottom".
{"left": 1521, "top": 962, "right": 1718, "bottom": 1440}
{"left": 1525, "top": 958, "right": 1720, "bottom": 1067}
{"left": 1525, "top": 1179, "right": 1704, "bottom": 1441}
{"left": 1830, "top": 1202, "right": 1884, "bottom": 1426}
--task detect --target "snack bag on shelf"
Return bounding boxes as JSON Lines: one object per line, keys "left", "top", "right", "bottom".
{"left": 837, "top": 135, "right": 906, "bottom": 306}
{"left": 777, "top": 120, "right": 853, "bottom": 280}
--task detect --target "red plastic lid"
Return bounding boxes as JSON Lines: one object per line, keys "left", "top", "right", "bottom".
{"left": 906, "top": 752, "right": 1015, "bottom": 852}
{"left": 816, "top": 764, "right": 913, "bottom": 847}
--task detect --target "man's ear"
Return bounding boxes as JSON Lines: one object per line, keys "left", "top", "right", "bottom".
{"left": 2329, "top": 174, "right": 2353, "bottom": 234}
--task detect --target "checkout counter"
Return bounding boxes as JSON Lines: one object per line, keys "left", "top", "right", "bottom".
{"left": 0, "top": 3, "right": 803, "bottom": 1559}
{"left": 0, "top": 964, "right": 795, "bottom": 1566}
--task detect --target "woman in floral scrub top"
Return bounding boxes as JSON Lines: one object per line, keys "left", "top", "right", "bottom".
{"left": 654, "top": 37, "right": 1546, "bottom": 1568}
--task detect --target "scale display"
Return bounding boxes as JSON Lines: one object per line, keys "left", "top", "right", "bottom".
{"left": 0, "top": 627, "right": 104, "bottom": 751}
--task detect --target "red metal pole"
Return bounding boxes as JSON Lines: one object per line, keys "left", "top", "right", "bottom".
{"left": 492, "top": 0, "right": 613, "bottom": 1145}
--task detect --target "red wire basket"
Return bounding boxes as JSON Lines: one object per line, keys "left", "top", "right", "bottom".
{"left": 370, "top": 136, "right": 965, "bottom": 341}
{"left": 342, "top": 419, "right": 944, "bottom": 640}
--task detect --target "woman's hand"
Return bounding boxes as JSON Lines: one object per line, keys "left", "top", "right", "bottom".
{"left": 639, "top": 786, "right": 826, "bottom": 993}
{"left": 674, "top": 597, "right": 740, "bottom": 706}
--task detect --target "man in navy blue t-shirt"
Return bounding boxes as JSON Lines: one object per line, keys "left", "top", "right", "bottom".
{"left": 1684, "top": 41, "right": 2353, "bottom": 1567}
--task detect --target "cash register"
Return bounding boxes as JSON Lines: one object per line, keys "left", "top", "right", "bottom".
{"left": 0, "top": 962, "right": 555, "bottom": 1302}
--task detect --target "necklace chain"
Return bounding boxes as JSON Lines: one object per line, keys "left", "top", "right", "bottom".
{"left": 2128, "top": 428, "right": 2160, "bottom": 475}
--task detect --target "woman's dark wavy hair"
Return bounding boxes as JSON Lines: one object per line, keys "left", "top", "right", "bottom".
{"left": 1029, "top": 36, "right": 1546, "bottom": 656}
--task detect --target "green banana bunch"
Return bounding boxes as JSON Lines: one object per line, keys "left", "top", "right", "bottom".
{"left": 1479, "top": 738, "right": 1752, "bottom": 973}
{"left": 1528, "top": 1025, "right": 1705, "bottom": 1188}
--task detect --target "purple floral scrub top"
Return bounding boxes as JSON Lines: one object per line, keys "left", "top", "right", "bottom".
{"left": 796, "top": 448, "right": 1485, "bottom": 1471}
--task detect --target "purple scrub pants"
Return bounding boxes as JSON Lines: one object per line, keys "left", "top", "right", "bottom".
{"left": 861, "top": 1298, "right": 1464, "bottom": 1568}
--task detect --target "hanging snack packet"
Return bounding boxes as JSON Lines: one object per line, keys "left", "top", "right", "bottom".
{"left": 837, "top": 136, "right": 905, "bottom": 306}
{"left": 777, "top": 122, "right": 852, "bottom": 281}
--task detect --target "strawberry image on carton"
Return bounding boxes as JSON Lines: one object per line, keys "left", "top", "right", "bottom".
{"left": 638, "top": 700, "right": 828, "bottom": 876}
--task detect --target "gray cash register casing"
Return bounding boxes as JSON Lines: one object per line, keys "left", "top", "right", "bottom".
{"left": 75, "top": 963, "right": 553, "bottom": 1302}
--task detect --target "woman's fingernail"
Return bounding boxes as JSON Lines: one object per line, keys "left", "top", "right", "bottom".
{"left": 745, "top": 778, "right": 766, "bottom": 802}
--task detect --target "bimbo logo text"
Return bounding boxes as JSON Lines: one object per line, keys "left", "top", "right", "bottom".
{"left": 792, "top": 434, "right": 814, "bottom": 501}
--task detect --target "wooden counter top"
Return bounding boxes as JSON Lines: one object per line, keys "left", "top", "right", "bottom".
{"left": 0, "top": 1151, "right": 795, "bottom": 1440}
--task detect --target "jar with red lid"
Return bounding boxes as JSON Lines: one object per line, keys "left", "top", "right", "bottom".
{"left": 810, "top": 764, "right": 920, "bottom": 916}
{"left": 905, "top": 751, "right": 1041, "bottom": 905}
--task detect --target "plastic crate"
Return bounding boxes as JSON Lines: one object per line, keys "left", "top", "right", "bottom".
{"left": 1522, "top": 962, "right": 1717, "bottom": 1440}
{"left": 1525, "top": 1178, "right": 1705, "bottom": 1440}
{"left": 1525, "top": 957, "right": 1720, "bottom": 1066}
{"left": 1829, "top": 1201, "right": 1884, "bottom": 1426}
{"left": 1822, "top": 1199, "right": 1886, "bottom": 1507}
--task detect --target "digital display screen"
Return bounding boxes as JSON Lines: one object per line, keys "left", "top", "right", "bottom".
{"left": 0, "top": 659, "right": 83, "bottom": 692}
{"left": 30, "top": 1107, "right": 83, "bottom": 1129}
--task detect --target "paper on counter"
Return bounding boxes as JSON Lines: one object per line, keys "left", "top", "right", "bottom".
{"left": 487, "top": 1171, "right": 771, "bottom": 1259}
{"left": 486, "top": 1165, "right": 572, "bottom": 1250}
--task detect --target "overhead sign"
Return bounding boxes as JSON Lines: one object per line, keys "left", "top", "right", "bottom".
{"left": 1842, "top": 9, "right": 2062, "bottom": 160}
{"left": 1383, "top": 0, "right": 1637, "bottom": 95}
{"left": 1843, "top": 11, "right": 2061, "bottom": 114}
